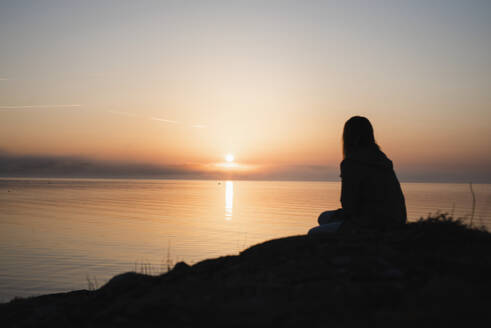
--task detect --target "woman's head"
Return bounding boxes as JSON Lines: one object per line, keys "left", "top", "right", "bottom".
{"left": 343, "top": 116, "right": 378, "bottom": 157}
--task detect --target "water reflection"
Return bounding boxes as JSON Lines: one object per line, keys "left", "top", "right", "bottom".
{"left": 225, "top": 181, "right": 234, "bottom": 220}
{"left": 2, "top": 179, "right": 491, "bottom": 302}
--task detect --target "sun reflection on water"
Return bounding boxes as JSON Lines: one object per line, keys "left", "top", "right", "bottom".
{"left": 225, "top": 181, "right": 234, "bottom": 220}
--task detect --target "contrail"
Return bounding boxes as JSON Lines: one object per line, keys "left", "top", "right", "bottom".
{"left": 0, "top": 104, "right": 82, "bottom": 111}
{"left": 151, "top": 117, "right": 178, "bottom": 124}
{"left": 191, "top": 124, "right": 207, "bottom": 128}
{"left": 108, "top": 110, "right": 137, "bottom": 117}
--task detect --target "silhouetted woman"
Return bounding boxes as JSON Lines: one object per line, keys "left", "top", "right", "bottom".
{"left": 309, "top": 116, "right": 406, "bottom": 234}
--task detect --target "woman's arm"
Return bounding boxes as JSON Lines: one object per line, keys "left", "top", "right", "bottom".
{"left": 340, "top": 160, "right": 360, "bottom": 219}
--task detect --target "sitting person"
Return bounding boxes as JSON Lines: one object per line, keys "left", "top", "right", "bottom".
{"left": 309, "top": 116, "right": 407, "bottom": 234}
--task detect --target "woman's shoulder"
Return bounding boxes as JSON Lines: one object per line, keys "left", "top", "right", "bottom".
{"left": 342, "top": 146, "right": 393, "bottom": 171}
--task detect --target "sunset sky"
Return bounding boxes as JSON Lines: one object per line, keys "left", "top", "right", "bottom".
{"left": 1, "top": 1, "right": 490, "bottom": 182}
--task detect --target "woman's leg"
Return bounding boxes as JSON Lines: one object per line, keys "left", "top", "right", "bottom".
{"left": 308, "top": 221, "right": 343, "bottom": 234}
{"left": 309, "top": 209, "right": 344, "bottom": 234}
{"left": 318, "top": 209, "right": 343, "bottom": 225}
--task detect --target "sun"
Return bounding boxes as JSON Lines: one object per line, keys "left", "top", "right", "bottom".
{"left": 225, "top": 154, "right": 235, "bottom": 163}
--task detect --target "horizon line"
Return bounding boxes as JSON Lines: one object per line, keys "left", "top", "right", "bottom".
{"left": 0, "top": 175, "right": 489, "bottom": 185}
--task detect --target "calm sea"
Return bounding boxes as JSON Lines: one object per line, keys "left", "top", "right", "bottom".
{"left": 1, "top": 178, "right": 490, "bottom": 302}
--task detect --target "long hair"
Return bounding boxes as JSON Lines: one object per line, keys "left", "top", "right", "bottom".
{"left": 343, "top": 116, "right": 379, "bottom": 158}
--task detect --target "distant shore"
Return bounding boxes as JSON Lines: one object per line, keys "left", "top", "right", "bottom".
{"left": 2, "top": 215, "right": 491, "bottom": 327}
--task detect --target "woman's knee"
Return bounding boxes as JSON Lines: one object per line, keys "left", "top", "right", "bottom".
{"left": 318, "top": 211, "right": 331, "bottom": 225}
{"left": 318, "top": 209, "right": 341, "bottom": 225}
{"left": 309, "top": 221, "right": 343, "bottom": 234}
{"left": 317, "top": 211, "right": 335, "bottom": 225}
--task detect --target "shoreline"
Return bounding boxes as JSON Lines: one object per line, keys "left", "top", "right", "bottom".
{"left": 2, "top": 215, "right": 491, "bottom": 327}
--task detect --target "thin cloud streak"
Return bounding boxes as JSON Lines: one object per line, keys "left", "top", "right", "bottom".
{"left": 191, "top": 124, "right": 207, "bottom": 128}
{"left": 0, "top": 104, "right": 81, "bottom": 108}
{"left": 108, "top": 112, "right": 192, "bottom": 127}
{"left": 150, "top": 117, "right": 178, "bottom": 124}
{"left": 0, "top": 104, "right": 82, "bottom": 111}
{"left": 107, "top": 110, "right": 138, "bottom": 117}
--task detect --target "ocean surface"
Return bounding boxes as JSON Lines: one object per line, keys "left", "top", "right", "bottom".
{"left": 1, "top": 178, "right": 490, "bottom": 302}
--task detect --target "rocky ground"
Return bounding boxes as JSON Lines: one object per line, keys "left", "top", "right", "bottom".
{"left": 2, "top": 215, "right": 491, "bottom": 327}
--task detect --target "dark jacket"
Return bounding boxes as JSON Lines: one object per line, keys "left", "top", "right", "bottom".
{"left": 340, "top": 145, "right": 406, "bottom": 228}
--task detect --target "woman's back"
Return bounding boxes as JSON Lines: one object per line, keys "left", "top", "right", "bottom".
{"left": 341, "top": 145, "right": 406, "bottom": 228}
